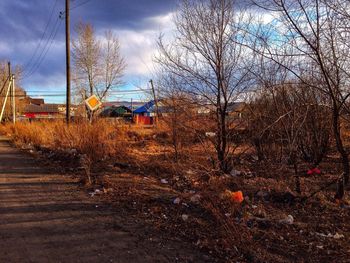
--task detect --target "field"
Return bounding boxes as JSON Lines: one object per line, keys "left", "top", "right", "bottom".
{"left": 0, "top": 120, "right": 349, "bottom": 262}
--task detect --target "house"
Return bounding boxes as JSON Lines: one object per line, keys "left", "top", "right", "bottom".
{"left": 227, "top": 102, "right": 246, "bottom": 119}
{"left": 133, "top": 100, "right": 167, "bottom": 116}
{"left": 24, "top": 98, "right": 45, "bottom": 106}
{"left": 57, "top": 104, "right": 78, "bottom": 116}
{"left": 100, "top": 105, "right": 132, "bottom": 118}
{"left": 133, "top": 100, "right": 161, "bottom": 125}
{"left": 23, "top": 104, "right": 60, "bottom": 119}
{"left": 102, "top": 101, "right": 144, "bottom": 112}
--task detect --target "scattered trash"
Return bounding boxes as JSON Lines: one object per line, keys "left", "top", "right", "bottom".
{"left": 103, "top": 188, "right": 113, "bottom": 194}
{"left": 173, "top": 197, "right": 181, "bottom": 204}
{"left": 181, "top": 214, "right": 189, "bottom": 221}
{"left": 316, "top": 245, "right": 324, "bottom": 249}
{"left": 160, "top": 179, "right": 168, "bottom": 184}
{"left": 315, "top": 232, "right": 344, "bottom": 239}
{"left": 232, "top": 191, "right": 244, "bottom": 203}
{"left": 333, "top": 233, "right": 345, "bottom": 239}
{"left": 205, "top": 132, "right": 216, "bottom": 138}
{"left": 186, "top": 170, "right": 195, "bottom": 175}
{"left": 252, "top": 205, "right": 258, "bottom": 209}
{"left": 89, "top": 189, "right": 102, "bottom": 197}
{"left": 246, "top": 171, "right": 254, "bottom": 178}
{"left": 279, "top": 215, "right": 294, "bottom": 225}
{"left": 190, "top": 194, "right": 201, "bottom": 203}
{"left": 307, "top": 167, "right": 321, "bottom": 175}
{"left": 230, "top": 169, "right": 242, "bottom": 177}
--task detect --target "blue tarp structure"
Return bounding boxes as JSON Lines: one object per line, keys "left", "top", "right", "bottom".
{"left": 133, "top": 100, "right": 156, "bottom": 115}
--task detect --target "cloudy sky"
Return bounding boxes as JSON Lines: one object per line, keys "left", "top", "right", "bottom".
{"left": 0, "top": 0, "right": 176, "bottom": 103}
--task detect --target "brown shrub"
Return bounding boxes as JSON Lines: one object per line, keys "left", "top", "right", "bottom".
{"left": 0, "top": 120, "right": 128, "bottom": 184}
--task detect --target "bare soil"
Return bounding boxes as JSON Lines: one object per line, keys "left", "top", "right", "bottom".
{"left": 0, "top": 136, "right": 213, "bottom": 263}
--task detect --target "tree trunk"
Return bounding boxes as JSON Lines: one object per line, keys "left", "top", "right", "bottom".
{"left": 217, "top": 104, "right": 229, "bottom": 173}
{"left": 332, "top": 107, "right": 349, "bottom": 199}
{"left": 292, "top": 155, "right": 301, "bottom": 194}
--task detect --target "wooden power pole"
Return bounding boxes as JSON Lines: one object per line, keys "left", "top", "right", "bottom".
{"left": 65, "top": 0, "right": 71, "bottom": 124}
{"left": 7, "top": 62, "right": 15, "bottom": 124}
{"left": 149, "top": 79, "right": 160, "bottom": 124}
{"left": 12, "top": 74, "right": 15, "bottom": 124}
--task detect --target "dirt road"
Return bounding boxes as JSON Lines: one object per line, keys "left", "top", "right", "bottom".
{"left": 0, "top": 136, "right": 211, "bottom": 263}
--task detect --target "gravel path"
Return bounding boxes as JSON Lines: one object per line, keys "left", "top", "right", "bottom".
{"left": 0, "top": 136, "right": 210, "bottom": 263}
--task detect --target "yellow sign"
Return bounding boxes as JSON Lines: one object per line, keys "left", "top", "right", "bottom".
{"left": 85, "top": 95, "right": 102, "bottom": 111}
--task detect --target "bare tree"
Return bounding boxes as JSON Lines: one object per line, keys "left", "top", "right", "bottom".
{"left": 72, "top": 23, "right": 126, "bottom": 103}
{"left": 72, "top": 23, "right": 100, "bottom": 100}
{"left": 157, "top": 0, "right": 254, "bottom": 173}
{"left": 252, "top": 0, "right": 350, "bottom": 198}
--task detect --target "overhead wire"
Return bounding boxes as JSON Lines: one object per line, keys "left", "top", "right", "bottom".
{"left": 60, "top": 0, "right": 93, "bottom": 14}
{"left": 22, "top": 15, "right": 63, "bottom": 80}
{"left": 22, "top": 0, "right": 59, "bottom": 76}
{"left": 70, "top": 0, "right": 93, "bottom": 10}
{"left": 22, "top": 0, "right": 94, "bottom": 81}
{"left": 24, "top": 18, "right": 63, "bottom": 79}
{"left": 0, "top": 77, "right": 10, "bottom": 96}
{"left": 27, "top": 89, "right": 151, "bottom": 94}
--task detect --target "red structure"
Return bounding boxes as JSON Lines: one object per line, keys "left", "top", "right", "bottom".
{"left": 134, "top": 115, "right": 154, "bottom": 125}
{"left": 23, "top": 104, "right": 60, "bottom": 119}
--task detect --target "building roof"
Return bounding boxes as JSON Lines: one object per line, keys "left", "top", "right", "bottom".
{"left": 134, "top": 100, "right": 156, "bottom": 114}
{"left": 29, "top": 98, "right": 45, "bottom": 106}
{"left": 102, "top": 101, "right": 144, "bottom": 109}
{"left": 227, "top": 102, "right": 245, "bottom": 112}
{"left": 100, "top": 105, "right": 131, "bottom": 117}
{"left": 20, "top": 97, "right": 45, "bottom": 105}
{"left": 24, "top": 104, "right": 59, "bottom": 113}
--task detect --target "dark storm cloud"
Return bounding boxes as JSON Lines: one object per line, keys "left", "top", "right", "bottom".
{"left": 0, "top": 0, "right": 175, "bottom": 41}
{"left": 0, "top": 0, "right": 175, "bottom": 93}
{"left": 72, "top": 0, "right": 176, "bottom": 30}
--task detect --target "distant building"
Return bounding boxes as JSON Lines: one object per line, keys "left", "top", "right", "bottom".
{"left": 100, "top": 105, "right": 132, "bottom": 118}
{"left": 23, "top": 104, "right": 60, "bottom": 119}
{"left": 227, "top": 102, "right": 246, "bottom": 119}
{"left": 133, "top": 100, "right": 167, "bottom": 116}
{"left": 102, "top": 101, "right": 144, "bottom": 112}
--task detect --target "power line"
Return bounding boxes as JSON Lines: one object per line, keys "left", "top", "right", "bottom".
{"left": 27, "top": 89, "right": 151, "bottom": 93}
{"left": 22, "top": 16, "right": 63, "bottom": 79}
{"left": 71, "top": 0, "right": 93, "bottom": 10}
{"left": 60, "top": 0, "right": 93, "bottom": 14}
{"left": 22, "top": 0, "right": 59, "bottom": 75}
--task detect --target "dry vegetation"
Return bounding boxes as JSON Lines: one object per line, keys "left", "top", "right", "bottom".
{"left": 2, "top": 0, "right": 350, "bottom": 262}
{"left": 1, "top": 119, "right": 349, "bottom": 262}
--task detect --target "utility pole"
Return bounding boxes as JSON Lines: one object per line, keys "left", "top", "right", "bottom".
{"left": 12, "top": 74, "right": 15, "bottom": 124}
{"left": 7, "top": 62, "right": 11, "bottom": 81}
{"left": 8, "top": 62, "right": 12, "bottom": 119}
{"left": 149, "top": 79, "right": 160, "bottom": 124}
{"left": 131, "top": 98, "right": 133, "bottom": 122}
{"left": 7, "top": 62, "right": 15, "bottom": 123}
{"left": 0, "top": 80, "right": 12, "bottom": 123}
{"left": 65, "top": 0, "right": 71, "bottom": 124}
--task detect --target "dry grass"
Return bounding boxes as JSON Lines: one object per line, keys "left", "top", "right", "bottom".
{"left": 2, "top": 119, "right": 348, "bottom": 262}
{"left": 0, "top": 120, "right": 129, "bottom": 183}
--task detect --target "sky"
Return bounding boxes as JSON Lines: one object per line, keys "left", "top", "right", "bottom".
{"left": 0, "top": 0, "right": 176, "bottom": 103}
